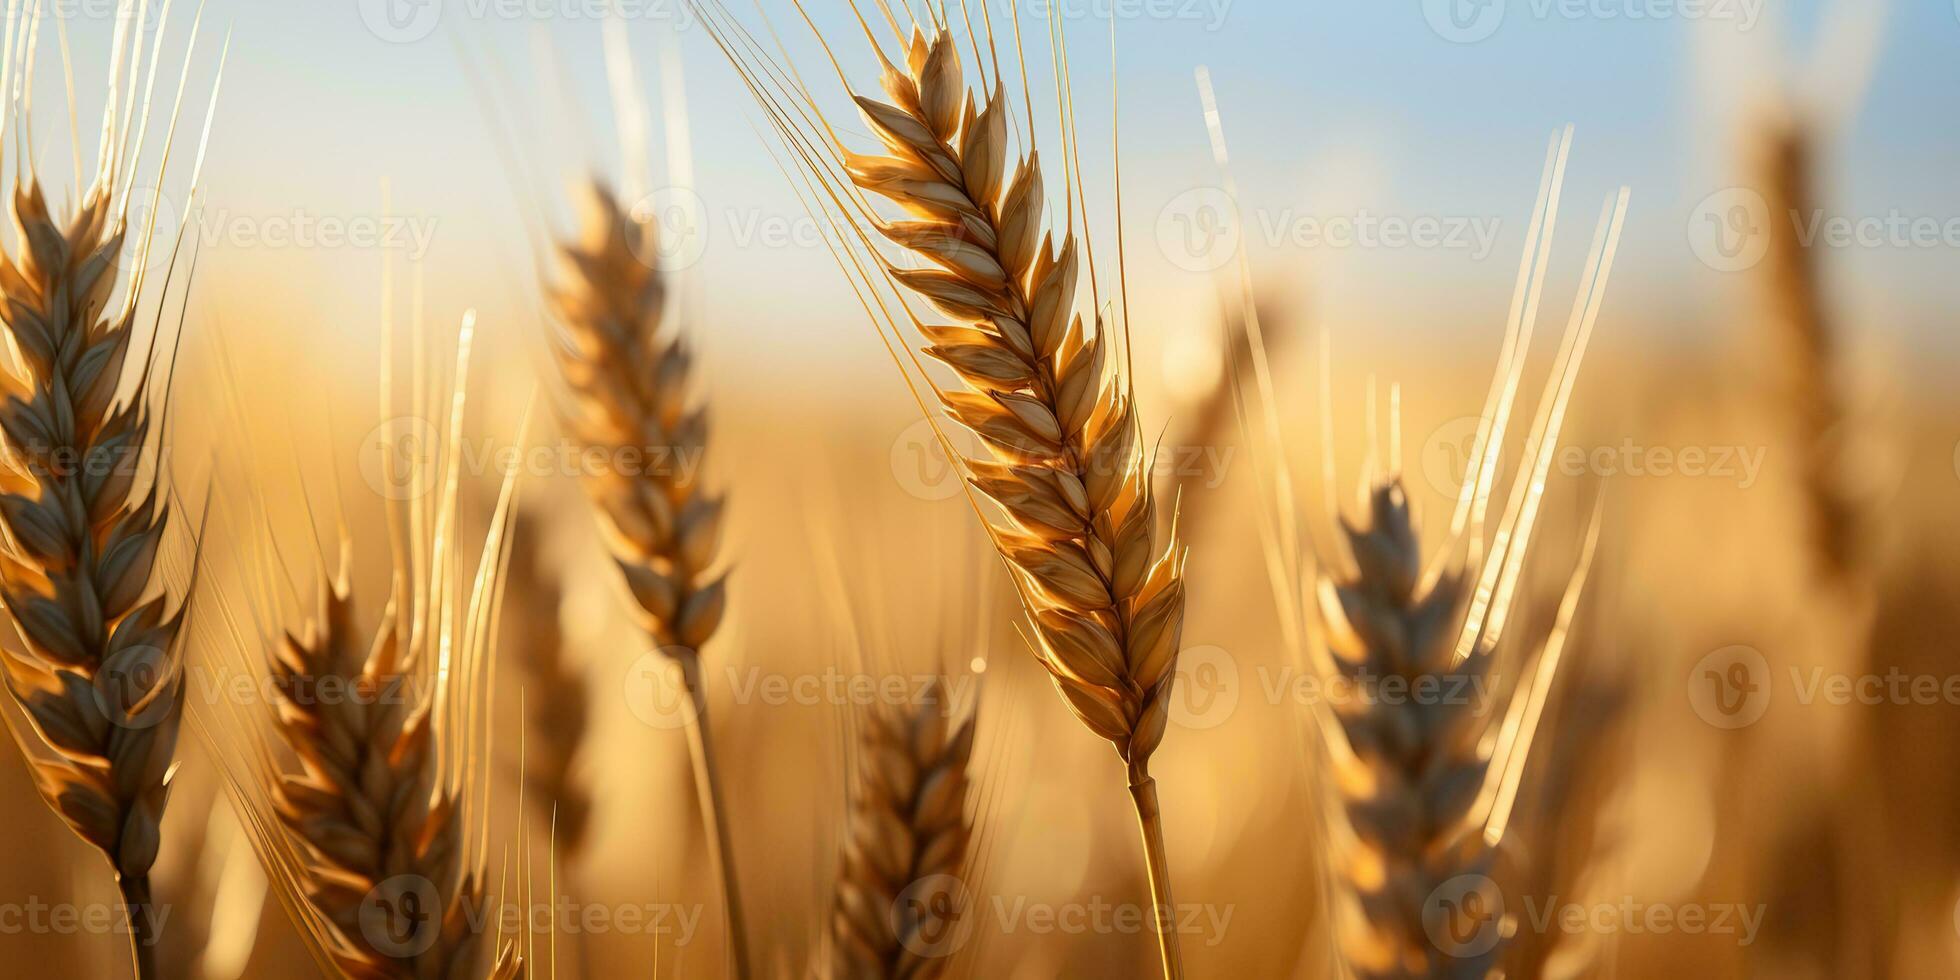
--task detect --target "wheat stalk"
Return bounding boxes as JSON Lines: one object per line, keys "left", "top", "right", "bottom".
{"left": 544, "top": 179, "right": 749, "bottom": 976}
{"left": 826, "top": 682, "right": 975, "bottom": 980}
{"left": 0, "top": 9, "right": 225, "bottom": 976}
{"left": 691, "top": 9, "right": 1189, "bottom": 974}
{"left": 507, "top": 513, "right": 590, "bottom": 863}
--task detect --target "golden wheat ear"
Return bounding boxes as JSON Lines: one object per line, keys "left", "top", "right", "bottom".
{"left": 0, "top": 7, "right": 226, "bottom": 977}
{"left": 192, "top": 305, "right": 527, "bottom": 980}
{"left": 826, "top": 681, "right": 977, "bottom": 980}
{"left": 542, "top": 176, "right": 751, "bottom": 977}
{"left": 694, "top": 6, "right": 1187, "bottom": 974}
{"left": 1207, "top": 115, "right": 1629, "bottom": 973}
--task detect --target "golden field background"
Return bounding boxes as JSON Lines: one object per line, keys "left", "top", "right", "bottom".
{"left": 3, "top": 1, "right": 1960, "bottom": 978}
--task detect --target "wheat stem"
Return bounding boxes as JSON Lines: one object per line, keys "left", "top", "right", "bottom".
{"left": 118, "top": 874, "right": 158, "bottom": 980}
{"left": 677, "top": 651, "right": 752, "bottom": 979}
{"left": 1126, "top": 765, "right": 1184, "bottom": 980}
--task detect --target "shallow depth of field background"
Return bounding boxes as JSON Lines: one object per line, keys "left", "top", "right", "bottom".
{"left": 3, "top": 0, "right": 1959, "bottom": 976}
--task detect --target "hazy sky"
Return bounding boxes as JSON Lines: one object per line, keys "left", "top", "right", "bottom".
{"left": 26, "top": 0, "right": 1958, "bottom": 393}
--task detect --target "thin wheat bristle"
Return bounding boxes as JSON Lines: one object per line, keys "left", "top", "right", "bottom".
{"left": 546, "top": 178, "right": 748, "bottom": 974}
{"left": 508, "top": 515, "right": 590, "bottom": 861}
{"left": 827, "top": 684, "right": 975, "bottom": 980}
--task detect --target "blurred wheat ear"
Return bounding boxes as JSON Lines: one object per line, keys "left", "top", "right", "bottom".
{"left": 695, "top": 10, "right": 1189, "bottom": 975}
{"left": 545, "top": 180, "right": 748, "bottom": 975}
{"left": 826, "top": 682, "right": 975, "bottom": 980}
{"left": 0, "top": 10, "right": 224, "bottom": 977}
{"left": 1219, "top": 128, "right": 1628, "bottom": 975}
{"left": 196, "top": 312, "right": 525, "bottom": 980}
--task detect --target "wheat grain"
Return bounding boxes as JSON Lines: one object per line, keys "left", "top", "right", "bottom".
{"left": 825, "top": 682, "right": 975, "bottom": 980}
{"left": 0, "top": 9, "right": 224, "bottom": 976}
{"left": 545, "top": 179, "right": 748, "bottom": 976}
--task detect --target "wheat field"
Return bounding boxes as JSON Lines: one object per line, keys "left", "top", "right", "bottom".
{"left": 0, "top": 1, "right": 1956, "bottom": 978}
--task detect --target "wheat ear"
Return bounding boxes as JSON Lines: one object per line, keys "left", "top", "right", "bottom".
{"left": 827, "top": 683, "right": 975, "bottom": 980}
{"left": 0, "top": 10, "right": 225, "bottom": 976}
{"left": 692, "top": 10, "right": 1189, "bottom": 974}
{"left": 545, "top": 180, "right": 748, "bottom": 975}
{"left": 195, "top": 310, "right": 525, "bottom": 980}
